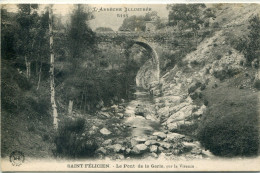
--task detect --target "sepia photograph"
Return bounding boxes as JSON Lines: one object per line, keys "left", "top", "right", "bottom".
{"left": 1, "top": 1, "right": 260, "bottom": 171}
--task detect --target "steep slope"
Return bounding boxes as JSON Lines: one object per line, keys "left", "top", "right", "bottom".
{"left": 138, "top": 4, "right": 260, "bottom": 157}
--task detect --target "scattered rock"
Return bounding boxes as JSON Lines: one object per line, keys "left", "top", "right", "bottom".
{"left": 101, "top": 107, "right": 107, "bottom": 111}
{"left": 158, "top": 146, "right": 164, "bottom": 152}
{"left": 145, "top": 140, "right": 160, "bottom": 146}
{"left": 126, "top": 148, "right": 131, "bottom": 154}
{"left": 150, "top": 152, "right": 158, "bottom": 158}
{"left": 117, "top": 113, "right": 124, "bottom": 118}
{"left": 96, "top": 147, "right": 107, "bottom": 154}
{"left": 135, "top": 110, "right": 145, "bottom": 116}
{"left": 153, "top": 132, "right": 167, "bottom": 139}
{"left": 131, "top": 144, "right": 148, "bottom": 154}
{"left": 169, "top": 102, "right": 190, "bottom": 115}
{"left": 113, "top": 144, "right": 122, "bottom": 153}
{"left": 159, "top": 142, "right": 172, "bottom": 149}
{"left": 191, "top": 147, "right": 202, "bottom": 155}
{"left": 99, "top": 112, "right": 110, "bottom": 118}
{"left": 102, "top": 139, "right": 112, "bottom": 146}
{"left": 165, "top": 133, "right": 185, "bottom": 142}
{"left": 165, "top": 152, "right": 173, "bottom": 156}
{"left": 167, "top": 105, "right": 194, "bottom": 124}
{"left": 100, "top": 128, "right": 111, "bottom": 135}
{"left": 111, "top": 104, "right": 118, "bottom": 113}
{"left": 131, "top": 137, "right": 146, "bottom": 146}
{"left": 150, "top": 145, "right": 158, "bottom": 153}
{"left": 167, "top": 123, "right": 178, "bottom": 131}
{"left": 112, "top": 154, "right": 124, "bottom": 160}
{"left": 183, "top": 136, "right": 193, "bottom": 142}
{"left": 193, "top": 105, "right": 206, "bottom": 117}
{"left": 157, "top": 106, "right": 170, "bottom": 118}
{"left": 148, "top": 135, "right": 157, "bottom": 140}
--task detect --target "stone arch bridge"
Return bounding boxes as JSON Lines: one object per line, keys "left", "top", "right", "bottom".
{"left": 96, "top": 31, "right": 206, "bottom": 87}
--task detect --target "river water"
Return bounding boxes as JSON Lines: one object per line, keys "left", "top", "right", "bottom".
{"left": 124, "top": 88, "right": 161, "bottom": 138}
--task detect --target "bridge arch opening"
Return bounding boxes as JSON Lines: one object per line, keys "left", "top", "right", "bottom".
{"left": 126, "top": 40, "right": 160, "bottom": 89}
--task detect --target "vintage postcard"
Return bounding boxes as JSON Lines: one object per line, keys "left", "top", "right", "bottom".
{"left": 1, "top": 1, "right": 260, "bottom": 171}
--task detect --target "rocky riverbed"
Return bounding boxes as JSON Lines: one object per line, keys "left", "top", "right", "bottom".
{"left": 92, "top": 89, "right": 214, "bottom": 160}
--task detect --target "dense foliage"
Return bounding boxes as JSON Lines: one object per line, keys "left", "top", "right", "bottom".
{"left": 118, "top": 11, "right": 163, "bottom": 31}
{"left": 2, "top": 4, "right": 259, "bottom": 159}
{"left": 197, "top": 87, "right": 259, "bottom": 156}
{"left": 167, "top": 4, "right": 215, "bottom": 31}
{"left": 54, "top": 117, "right": 98, "bottom": 158}
{"left": 95, "top": 27, "right": 114, "bottom": 32}
{"left": 234, "top": 15, "right": 260, "bottom": 65}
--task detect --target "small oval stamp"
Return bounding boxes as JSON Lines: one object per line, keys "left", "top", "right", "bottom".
{"left": 9, "top": 150, "right": 25, "bottom": 166}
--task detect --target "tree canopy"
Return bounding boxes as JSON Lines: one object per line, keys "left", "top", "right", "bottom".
{"left": 167, "top": 4, "right": 208, "bottom": 31}
{"left": 118, "top": 11, "right": 161, "bottom": 32}
{"left": 95, "top": 27, "right": 114, "bottom": 32}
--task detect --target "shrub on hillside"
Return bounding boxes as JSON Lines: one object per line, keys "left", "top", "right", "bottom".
{"left": 230, "top": 15, "right": 260, "bottom": 65}
{"left": 13, "top": 73, "right": 32, "bottom": 91}
{"left": 253, "top": 79, "right": 260, "bottom": 90}
{"left": 212, "top": 22, "right": 219, "bottom": 28}
{"left": 197, "top": 110, "right": 259, "bottom": 157}
{"left": 188, "top": 82, "right": 202, "bottom": 94}
{"left": 54, "top": 117, "right": 98, "bottom": 158}
{"left": 213, "top": 68, "right": 240, "bottom": 81}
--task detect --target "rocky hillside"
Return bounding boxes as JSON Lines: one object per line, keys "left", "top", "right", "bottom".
{"left": 140, "top": 4, "right": 260, "bottom": 157}
{"left": 136, "top": 59, "right": 159, "bottom": 89}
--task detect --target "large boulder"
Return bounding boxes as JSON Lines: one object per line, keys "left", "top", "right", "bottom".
{"left": 167, "top": 105, "right": 194, "bottom": 124}
{"left": 135, "top": 107, "right": 145, "bottom": 116}
{"left": 167, "top": 111, "right": 185, "bottom": 124}
{"left": 169, "top": 102, "right": 190, "bottom": 115}
{"left": 157, "top": 106, "right": 170, "bottom": 118}
{"left": 167, "top": 122, "right": 178, "bottom": 132}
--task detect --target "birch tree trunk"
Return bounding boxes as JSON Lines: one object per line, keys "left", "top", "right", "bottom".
{"left": 49, "top": 5, "right": 58, "bottom": 130}
{"left": 68, "top": 100, "right": 73, "bottom": 115}
{"left": 36, "top": 61, "right": 42, "bottom": 90}
{"left": 25, "top": 56, "right": 31, "bottom": 79}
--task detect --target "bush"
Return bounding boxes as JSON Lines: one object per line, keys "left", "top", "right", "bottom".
{"left": 254, "top": 79, "right": 260, "bottom": 90}
{"left": 197, "top": 113, "right": 259, "bottom": 157}
{"left": 212, "top": 22, "right": 219, "bottom": 28}
{"left": 190, "top": 60, "right": 199, "bottom": 67}
{"left": 213, "top": 68, "right": 240, "bottom": 81}
{"left": 54, "top": 117, "right": 98, "bottom": 158}
{"left": 13, "top": 73, "right": 32, "bottom": 91}
{"left": 188, "top": 82, "right": 202, "bottom": 94}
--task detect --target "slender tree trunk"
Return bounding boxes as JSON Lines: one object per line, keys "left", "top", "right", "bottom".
{"left": 36, "top": 57, "right": 38, "bottom": 75}
{"left": 80, "top": 93, "right": 83, "bottom": 112}
{"left": 49, "top": 5, "right": 58, "bottom": 130}
{"left": 36, "top": 61, "right": 42, "bottom": 90}
{"left": 84, "top": 91, "right": 87, "bottom": 113}
{"left": 25, "top": 56, "right": 31, "bottom": 79}
{"left": 68, "top": 100, "right": 73, "bottom": 115}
